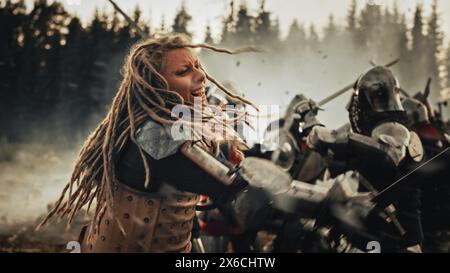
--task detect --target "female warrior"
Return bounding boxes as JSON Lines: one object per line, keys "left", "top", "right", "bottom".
{"left": 38, "top": 34, "right": 264, "bottom": 253}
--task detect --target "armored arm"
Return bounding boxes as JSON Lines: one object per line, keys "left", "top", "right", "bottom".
{"left": 307, "top": 122, "right": 413, "bottom": 168}
{"left": 179, "top": 144, "right": 370, "bottom": 231}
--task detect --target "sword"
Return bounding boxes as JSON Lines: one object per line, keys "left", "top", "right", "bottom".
{"left": 317, "top": 58, "right": 400, "bottom": 107}
{"left": 193, "top": 238, "right": 206, "bottom": 253}
{"left": 259, "top": 58, "right": 401, "bottom": 118}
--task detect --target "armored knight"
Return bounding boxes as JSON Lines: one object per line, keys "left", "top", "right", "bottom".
{"left": 306, "top": 66, "right": 425, "bottom": 252}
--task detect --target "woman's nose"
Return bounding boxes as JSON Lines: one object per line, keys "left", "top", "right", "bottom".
{"left": 193, "top": 66, "right": 206, "bottom": 84}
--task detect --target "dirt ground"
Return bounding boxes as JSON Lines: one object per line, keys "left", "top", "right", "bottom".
{"left": 0, "top": 142, "right": 89, "bottom": 253}
{"left": 0, "top": 211, "right": 89, "bottom": 253}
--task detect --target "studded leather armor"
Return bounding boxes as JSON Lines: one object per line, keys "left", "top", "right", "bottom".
{"left": 81, "top": 181, "right": 199, "bottom": 253}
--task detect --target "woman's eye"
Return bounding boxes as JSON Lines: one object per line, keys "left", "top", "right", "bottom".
{"left": 176, "top": 68, "right": 189, "bottom": 76}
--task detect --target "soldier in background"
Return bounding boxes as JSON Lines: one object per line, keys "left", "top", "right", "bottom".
{"left": 401, "top": 85, "right": 450, "bottom": 253}
{"left": 306, "top": 66, "right": 425, "bottom": 252}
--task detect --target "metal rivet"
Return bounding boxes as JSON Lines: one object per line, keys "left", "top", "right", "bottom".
{"left": 147, "top": 200, "right": 154, "bottom": 206}
{"left": 101, "top": 236, "right": 106, "bottom": 241}
{"left": 144, "top": 217, "right": 150, "bottom": 223}
{"left": 127, "top": 195, "right": 133, "bottom": 202}
{"left": 123, "top": 213, "right": 130, "bottom": 219}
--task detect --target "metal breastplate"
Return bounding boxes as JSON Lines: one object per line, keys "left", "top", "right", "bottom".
{"left": 81, "top": 181, "right": 199, "bottom": 253}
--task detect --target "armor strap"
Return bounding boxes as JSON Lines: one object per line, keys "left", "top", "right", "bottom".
{"left": 180, "top": 141, "right": 236, "bottom": 186}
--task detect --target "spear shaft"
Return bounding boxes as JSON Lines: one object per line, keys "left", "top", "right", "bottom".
{"left": 107, "top": 0, "right": 149, "bottom": 39}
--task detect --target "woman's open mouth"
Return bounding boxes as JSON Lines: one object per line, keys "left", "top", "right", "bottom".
{"left": 192, "top": 88, "right": 205, "bottom": 97}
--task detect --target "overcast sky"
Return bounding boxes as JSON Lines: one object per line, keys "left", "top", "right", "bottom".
{"left": 23, "top": 0, "right": 450, "bottom": 44}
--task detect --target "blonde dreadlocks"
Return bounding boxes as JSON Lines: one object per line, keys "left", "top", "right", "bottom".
{"left": 37, "top": 34, "right": 259, "bottom": 231}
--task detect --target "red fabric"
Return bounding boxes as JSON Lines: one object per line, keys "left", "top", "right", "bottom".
{"left": 229, "top": 149, "right": 243, "bottom": 166}
{"left": 199, "top": 195, "right": 208, "bottom": 204}
{"left": 299, "top": 141, "right": 309, "bottom": 153}
{"left": 199, "top": 218, "right": 244, "bottom": 236}
{"left": 415, "top": 124, "right": 444, "bottom": 141}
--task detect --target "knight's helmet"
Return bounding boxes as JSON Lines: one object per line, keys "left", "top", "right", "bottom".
{"left": 347, "top": 66, "right": 406, "bottom": 134}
